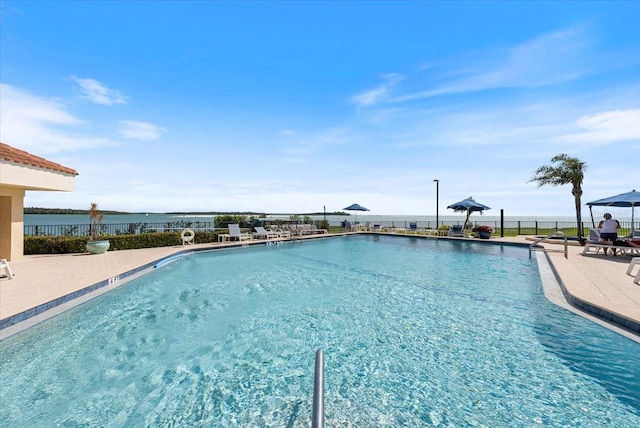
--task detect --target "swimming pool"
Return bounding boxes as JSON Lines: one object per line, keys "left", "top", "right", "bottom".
{"left": 1, "top": 235, "right": 638, "bottom": 426}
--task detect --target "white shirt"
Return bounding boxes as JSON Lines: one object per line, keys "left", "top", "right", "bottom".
{"left": 600, "top": 219, "right": 619, "bottom": 234}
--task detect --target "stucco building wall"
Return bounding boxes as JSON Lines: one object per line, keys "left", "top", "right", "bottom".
{"left": 0, "top": 143, "right": 78, "bottom": 260}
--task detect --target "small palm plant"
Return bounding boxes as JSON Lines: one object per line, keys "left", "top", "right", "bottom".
{"left": 88, "top": 202, "right": 104, "bottom": 241}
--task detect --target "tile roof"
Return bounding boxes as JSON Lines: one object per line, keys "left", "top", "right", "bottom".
{"left": 0, "top": 142, "right": 78, "bottom": 176}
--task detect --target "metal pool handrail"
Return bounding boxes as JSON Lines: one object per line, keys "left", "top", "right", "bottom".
{"left": 529, "top": 230, "right": 568, "bottom": 259}
{"left": 312, "top": 348, "right": 324, "bottom": 428}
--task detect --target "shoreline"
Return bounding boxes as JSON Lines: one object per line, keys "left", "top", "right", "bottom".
{"left": 24, "top": 213, "right": 633, "bottom": 224}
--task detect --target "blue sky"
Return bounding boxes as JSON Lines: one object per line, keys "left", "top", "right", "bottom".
{"left": 1, "top": 1, "right": 639, "bottom": 216}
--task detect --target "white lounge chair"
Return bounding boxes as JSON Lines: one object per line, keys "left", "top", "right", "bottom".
{"left": 228, "top": 224, "right": 252, "bottom": 241}
{"left": 308, "top": 225, "right": 328, "bottom": 234}
{"left": 627, "top": 257, "right": 640, "bottom": 285}
{"left": 0, "top": 259, "right": 14, "bottom": 279}
{"left": 252, "top": 226, "right": 280, "bottom": 240}
{"left": 285, "top": 224, "right": 303, "bottom": 237}
{"left": 271, "top": 226, "right": 291, "bottom": 238}
{"left": 448, "top": 225, "right": 464, "bottom": 237}
{"left": 582, "top": 241, "right": 640, "bottom": 257}
{"left": 297, "top": 224, "right": 315, "bottom": 235}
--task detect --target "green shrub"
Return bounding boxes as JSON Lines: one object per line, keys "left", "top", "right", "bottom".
{"left": 108, "top": 233, "right": 180, "bottom": 250}
{"left": 24, "top": 235, "right": 87, "bottom": 254}
{"left": 214, "top": 215, "right": 248, "bottom": 228}
{"left": 317, "top": 220, "right": 330, "bottom": 230}
{"left": 24, "top": 231, "right": 219, "bottom": 255}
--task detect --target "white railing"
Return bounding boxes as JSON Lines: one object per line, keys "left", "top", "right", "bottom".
{"left": 529, "top": 230, "right": 568, "bottom": 259}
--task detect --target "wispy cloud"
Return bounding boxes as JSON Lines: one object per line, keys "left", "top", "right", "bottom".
{"left": 118, "top": 120, "right": 165, "bottom": 141}
{"left": 555, "top": 109, "right": 640, "bottom": 144}
{"left": 71, "top": 76, "right": 128, "bottom": 105}
{"left": 0, "top": 83, "right": 112, "bottom": 153}
{"left": 383, "top": 88, "right": 640, "bottom": 154}
{"left": 393, "top": 25, "right": 609, "bottom": 102}
{"left": 0, "top": 83, "right": 79, "bottom": 125}
{"left": 279, "top": 129, "right": 297, "bottom": 136}
{"left": 350, "top": 73, "right": 404, "bottom": 107}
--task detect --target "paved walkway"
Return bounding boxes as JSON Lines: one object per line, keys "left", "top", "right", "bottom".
{"left": 543, "top": 242, "right": 640, "bottom": 335}
{"left": 1, "top": 234, "right": 639, "bottom": 339}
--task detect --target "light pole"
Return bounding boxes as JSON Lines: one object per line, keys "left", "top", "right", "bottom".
{"left": 433, "top": 179, "right": 439, "bottom": 228}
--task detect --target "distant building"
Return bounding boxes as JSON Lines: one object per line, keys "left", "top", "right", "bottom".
{"left": 0, "top": 142, "right": 78, "bottom": 260}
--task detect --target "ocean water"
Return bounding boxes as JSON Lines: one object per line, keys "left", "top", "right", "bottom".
{"left": 24, "top": 213, "right": 630, "bottom": 228}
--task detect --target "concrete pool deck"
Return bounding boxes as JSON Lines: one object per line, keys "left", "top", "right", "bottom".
{"left": 1, "top": 233, "right": 639, "bottom": 339}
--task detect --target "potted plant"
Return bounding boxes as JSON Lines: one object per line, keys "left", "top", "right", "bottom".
{"left": 86, "top": 202, "right": 110, "bottom": 254}
{"left": 473, "top": 225, "right": 494, "bottom": 239}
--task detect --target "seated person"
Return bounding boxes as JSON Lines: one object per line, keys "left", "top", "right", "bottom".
{"left": 598, "top": 213, "right": 621, "bottom": 255}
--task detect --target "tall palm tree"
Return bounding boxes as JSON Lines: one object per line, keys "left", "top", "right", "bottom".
{"left": 529, "top": 154, "right": 588, "bottom": 238}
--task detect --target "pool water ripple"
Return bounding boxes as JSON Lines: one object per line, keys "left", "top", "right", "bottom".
{"left": 1, "top": 235, "right": 639, "bottom": 426}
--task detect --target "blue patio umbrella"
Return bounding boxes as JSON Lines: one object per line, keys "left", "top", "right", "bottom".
{"left": 343, "top": 203, "right": 369, "bottom": 224}
{"left": 447, "top": 197, "right": 491, "bottom": 229}
{"left": 587, "top": 189, "right": 640, "bottom": 231}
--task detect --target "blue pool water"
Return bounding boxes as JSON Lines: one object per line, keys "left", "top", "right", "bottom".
{"left": 1, "top": 235, "right": 638, "bottom": 426}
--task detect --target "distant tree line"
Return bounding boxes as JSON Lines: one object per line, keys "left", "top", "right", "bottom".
{"left": 25, "top": 207, "right": 349, "bottom": 216}
{"left": 25, "top": 207, "right": 129, "bottom": 215}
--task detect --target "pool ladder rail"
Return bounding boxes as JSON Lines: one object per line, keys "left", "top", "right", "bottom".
{"left": 529, "top": 230, "right": 568, "bottom": 259}
{"left": 312, "top": 348, "right": 325, "bottom": 428}
{"left": 289, "top": 224, "right": 305, "bottom": 242}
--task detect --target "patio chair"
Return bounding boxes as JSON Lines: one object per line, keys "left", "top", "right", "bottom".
{"left": 309, "top": 225, "right": 328, "bottom": 234}
{"left": 228, "top": 224, "right": 252, "bottom": 241}
{"left": 588, "top": 228, "right": 601, "bottom": 243}
{"left": 582, "top": 238, "right": 640, "bottom": 257}
{"left": 372, "top": 222, "right": 381, "bottom": 232}
{"left": 296, "top": 224, "right": 311, "bottom": 235}
{"left": 408, "top": 222, "right": 418, "bottom": 234}
{"left": 271, "top": 226, "right": 291, "bottom": 238}
{"left": 0, "top": 258, "right": 14, "bottom": 279}
{"left": 627, "top": 257, "right": 640, "bottom": 284}
{"left": 287, "top": 224, "right": 303, "bottom": 237}
{"left": 448, "top": 225, "right": 464, "bottom": 237}
{"left": 252, "top": 226, "right": 280, "bottom": 240}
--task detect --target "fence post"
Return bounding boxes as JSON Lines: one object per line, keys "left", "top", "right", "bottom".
{"left": 535, "top": 221, "right": 538, "bottom": 235}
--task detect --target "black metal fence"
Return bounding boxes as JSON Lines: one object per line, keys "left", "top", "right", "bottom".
{"left": 375, "top": 220, "right": 634, "bottom": 237}
{"left": 25, "top": 221, "right": 216, "bottom": 237}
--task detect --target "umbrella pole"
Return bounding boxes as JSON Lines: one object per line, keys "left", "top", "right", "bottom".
{"left": 590, "top": 206, "right": 594, "bottom": 228}
{"left": 463, "top": 208, "right": 471, "bottom": 230}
